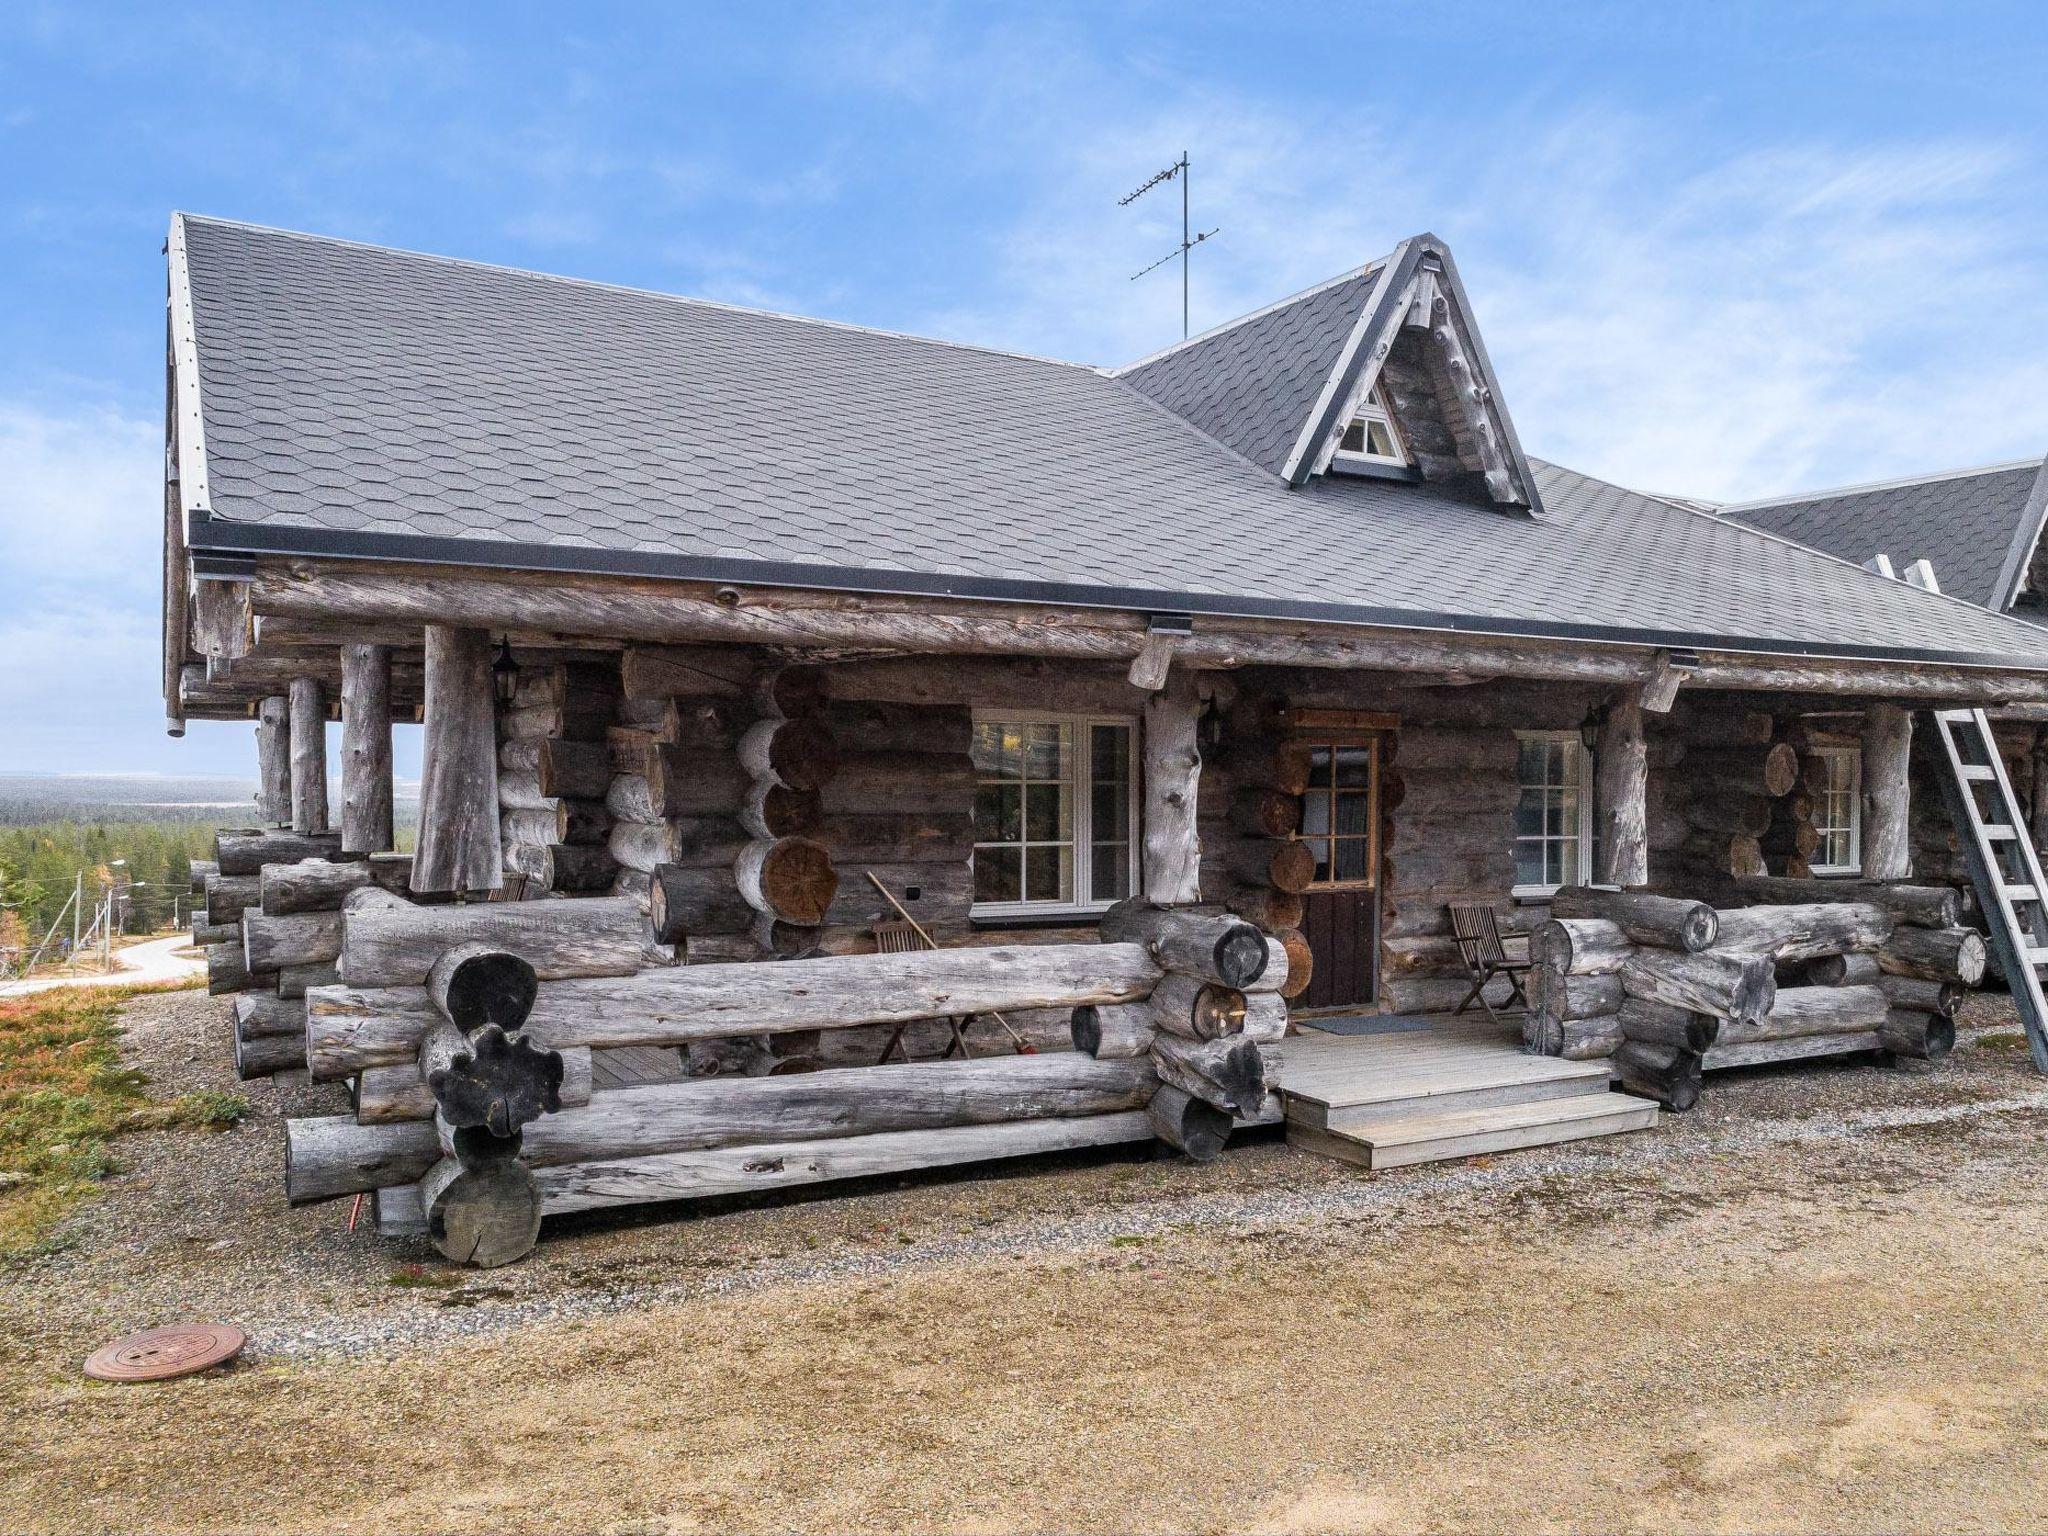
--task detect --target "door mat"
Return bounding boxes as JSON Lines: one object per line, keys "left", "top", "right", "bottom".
{"left": 1299, "top": 1014, "right": 1436, "bottom": 1037}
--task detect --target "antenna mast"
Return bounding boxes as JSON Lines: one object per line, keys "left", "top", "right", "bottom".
{"left": 1120, "top": 150, "right": 1217, "bottom": 339}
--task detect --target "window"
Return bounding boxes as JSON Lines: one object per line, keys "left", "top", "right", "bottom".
{"left": 1513, "top": 731, "right": 1593, "bottom": 895}
{"left": 971, "top": 715, "right": 1137, "bottom": 915}
{"left": 1333, "top": 381, "right": 1407, "bottom": 467}
{"left": 1812, "top": 746, "right": 1862, "bottom": 874}
{"left": 1298, "top": 742, "right": 1377, "bottom": 886}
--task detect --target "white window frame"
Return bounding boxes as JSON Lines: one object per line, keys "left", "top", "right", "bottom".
{"left": 969, "top": 711, "right": 1141, "bottom": 919}
{"left": 1331, "top": 380, "right": 1409, "bottom": 468}
{"left": 1512, "top": 730, "right": 1595, "bottom": 898}
{"left": 1811, "top": 745, "right": 1863, "bottom": 876}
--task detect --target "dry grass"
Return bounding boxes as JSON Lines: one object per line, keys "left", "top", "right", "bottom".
{"left": 0, "top": 981, "right": 239, "bottom": 1257}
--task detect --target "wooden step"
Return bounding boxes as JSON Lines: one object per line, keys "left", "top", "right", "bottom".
{"left": 1288, "top": 1092, "right": 1659, "bottom": 1170}
{"left": 1290, "top": 1067, "right": 1609, "bottom": 1132}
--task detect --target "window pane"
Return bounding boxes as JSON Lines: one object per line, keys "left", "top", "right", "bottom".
{"left": 1305, "top": 836, "right": 1333, "bottom": 883}
{"left": 1340, "top": 422, "right": 1364, "bottom": 453}
{"left": 1026, "top": 844, "right": 1073, "bottom": 903}
{"left": 1091, "top": 781, "right": 1128, "bottom": 842}
{"left": 1335, "top": 791, "right": 1370, "bottom": 838}
{"left": 1334, "top": 837, "right": 1369, "bottom": 883}
{"left": 1364, "top": 420, "right": 1395, "bottom": 457}
{"left": 1514, "top": 844, "right": 1548, "bottom": 888}
{"left": 1513, "top": 793, "right": 1543, "bottom": 839}
{"left": 1091, "top": 724, "right": 1129, "bottom": 783}
{"left": 1307, "top": 747, "right": 1333, "bottom": 788}
{"left": 971, "top": 722, "right": 1023, "bottom": 777}
{"left": 1092, "top": 843, "right": 1130, "bottom": 900}
{"left": 1300, "top": 793, "right": 1331, "bottom": 838}
{"left": 1024, "top": 782, "right": 1071, "bottom": 841}
{"left": 1334, "top": 747, "right": 1371, "bottom": 788}
{"left": 975, "top": 846, "right": 1020, "bottom": 903}
{"left": 975, "top": 783, "right": 1020, "bottom": 843}
{"left": 1556, "top": 838, "right": 1581, "bottom": 887}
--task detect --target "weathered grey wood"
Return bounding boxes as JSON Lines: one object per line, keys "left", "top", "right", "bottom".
{"left": 1701, "top": 1032, "right": 1883, "bottom": 1070}
{"left": 1878, "top": 975, "right": 1963, "bottom": 1015}
{"left": 1729, "top": 877, "right": 1960, "bottom": 929}
{"left": 1593, "top": 690, "right": 1648, "bottom": 886}
{"left": 1532, "top": 969, "right": 1625, "bottom": 1024}
{"left": 256, "top": 695, "right": 290, "bottom": 826}
{"left": 1225, "top": 885, "right": 1305, "bottom": 932}
{"left": 1071, "top": 1001, "right": 1157, "bottom": 1060}
{"left": 234, "top": 1027, "right": 306, "bottom": 1080}
{"left": 339, "top": 889, "right": 657, "bottom": 987}
{"left": 284, "top": 1114, "right": 443, "bottom": 1203}
{"left": 252, "top": 563, "right": 2048, "bottom": 703}
{"left": 288, "top": 676, "right": 329, "bottom": 835}
{"left": 234, "top": 992, "right": 307, "bottom": 1041}
{"left": 1859, "top": 703, "right": 1912, "bottom": 880}
{"left": 1534, "top": 917, "right": 1631, "bottom": 976}
{"left": 243, "top": 908, "right": 344, "bottom": 972}
{"left": 504, "top": 842, "right": 618, "bottom": 895}
{"left": 647, "top": 862, "right": 752, "bottom": 941}
{"left": 536, "top": 739, "right": 614, "bottom": 801}
{"left": 1878, "top": 1009, "right": 1956, "bottom": 1060}
{"left": 1232, "top": 786, "right": 1301, "bottom": 839}
{"left": 1612, "top": 1039, "right": 1702, "bottom": 1111}
{"left": 188, "top": 858, "right": 218, "bottom": 896}
{"left": 734, "top": 836, "right": 838, "bottom": 924}
{"left": 606, "top": 774, "right": 660, "bottom": 824}
{"left": 737, "top": 716, "right": 840, "bottom": 792}
{"left": 1142, "top": 670, "right": 1202, "bottom": 904}
{"left": 423, "top": 1022, "right": 564, "bottom": 1136}
{"left": 277, "top": 961, "right": 339, "bottom": 999}
{"left": 1682, "top": 786, "right": 1774, "bottom": 837}
{"left": 360, "top": 1046, "right": 592, "bottom": 1124}
{"left": 261, "top": 856, "right": 411, "bottom": 916}
{"left": 340, "top": 643, "right": 394, "bottom": 855}
{"left": 1558, "top": 1014, "right": 1625, "bottom": 1060}
{"left": 1621, "top": 947, "right": 1776, "bottom": 1026}
{"left": 608, "top": 819, "right": 680, "bottom": 874}
{"left": 428, "top": 942, "right": 539, "bottom": 1031}
{"left": 1148, "top": 973, "right": 1245, "bottom": 1041}
{"left": 489, "top": 1053, "right": 1157, "bottom": 1168}
{"left": 1549, "top": 887, "right": 1717, "bottom": 953}
{"left": 534, "top": 1109, "right": 1157, "bottom": 1215}
{"left": 1806, "top": 952, "right": 1882, "bottom": 986}
{"left": 1150, "top": 1034, "right": 1264, "bottom": 1118}
{"left": 1617, "top": 996, "right": 1719, "bottom": 1051}
{"left": 1148, "top": 1083, "right": 1230, "bottom": 1161}
{"left": 306, "top": 941, "right": 1161, "bottom": 1077}
{"left": 495, "top": 768, "right": 556, "bottom": 813}
{"left": 1716, "top": 984, "right": 1888, "bottom": 1046}
{"left": 1878, "top": 927, "right": 1988, "bottom": 986}
{"left": 207, "top": 938, "right": 258, "bottom": 994}
{"left": 191, "top": 918, "right": 240, "bottom": 947}
{"left": 204, "top": 872, "right": 262, "bottom": 924}
{"left": 412, "top": 625, "right": 503, "bottom": 896}
{"left": 420, "top": 1154, "right": 542, "bottom": 1268}
{"left": 215, "top": 828, "right": 342, "bottom": 876}
{"left": 1712, "top": 903, "right": 1892, "bottom": 963}
{"left": 1096, "top": 898, "right": 1270, "bottom": 989}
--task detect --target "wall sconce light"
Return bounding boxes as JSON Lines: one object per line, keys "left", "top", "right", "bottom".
{"left": 492, "top": 638, "right": 520, "bottom": 707}
{"left": 1199, "top": 695, "right": 1226, "bottom": 750}
{"left": 1579, "top": 703, "right": 1609, "bottom": 754}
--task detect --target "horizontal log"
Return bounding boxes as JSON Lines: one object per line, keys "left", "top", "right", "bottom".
{"left": 1616, "top": 996, "right": 1719, "bottom": 1051}
{"left": 1621, "top": 947, "right": 1775, "bottom": 1026}
{"left": 1223, "top": 884, "right": 1305, "bottom": 931}
{"left": 1220, "top": 839, "right": 1317, "bottom": 895}
{"left": 420, "top": 1154, "right": 542, "bottom": 1269}
{"left": 618, "top": 643, "right": 756, "bottom": 700}
{"left": 191, "top": 919, "right": 240, "bottom": 947}
{"left": 1711, "top": 903, "right": 1892, "bottom": 964}
{"left": 504, "top": 841, "right": 619, "bottom": 894}
{"left": 1148, "top": 1084, "right": 1231, "bottom": 1161}
{"left": 1532, "top": 969, "right": 1624, "bottom": 1023}
{"left": 306, "top": 941, "right": 1163, "bottom": 1078}
{"left": 1558, "top": 1014, "right": 1624, "bottom": 1060}
{"left": 278, "top": 961, "right": 339, "bottom": 999}
{"left": 235, "top": 1028, "right": 306, "bottom": 1080}
{"left": 496, "top": 769, "right": 556, "bottom": 813}
{"left": 1715, "top": 984, "right": 1888, "bottom": 1046}
{"left": 234, "top": 992, "right": 306, "bottom": 1041}
{"left": 188, "top": 858, "right": 218, "bottom": 895}
{"left": 1730, "top": 877, "right": 1961, "bottom": 929}
{"left": 1806, "top": 952, "right": 1882, "bottom": 987}
{"left": 645, "top": 747, "right": 748, "bottom": 817}
{"left": 1533, "top": 918, "right": 1631, "bottom": 976}
{"left": 1878, "top": 1009, "right": 1956, "bottom": 1060}
{"left": 215, "top": 828, "right": 344, "bottom": 875}
{"left": 1072, "top": 1002, "right": 1156, "bottom": 1059}
{"left": 1096, "top": 898, "right": 1271, "bottom": 989}
{"left": 1548, "top": 887, "right": 1718, "bottom": 952}
{"left": 1274, "top": 928, "right": 1312, "bottom": 1000}
{"left": 204, "top": 874, "right": 262, "bottom": 924}
{"left": 1232, "top": 786, "right": 1301, "bottom": 839}
{"left": 260, "top": 856, "right": 411, "bottom": 916}
{"left": 1612, "top": 1039, "right": 1701, "bottom": 1112}
{"left": 1149, "top": 974, "right": 1246, "bottom": 1041}
{"left": 337, "top": 891, "right": 660, "bottom": 987}
{"left": 1681, "top": 787, "right": 1774, "bottom": 837}
{"left": 737, "top": 716, "right": 840, "bottom": 792}
{"left": 285, "top": 1114, "right": 443, "bottom": 1204}
{"left": 1877, "top": 975, "right": 1962, "bottom": 1016}
{"left": 536, "top": 739, "right": 614, "bottom": 801}
{"left": 1701, "top": 1032, "right": 1883, "bottom": 1071}
{"left": 816, "top": 751, "right": 976, "bottom": 814}
{"left": 819, "top": 699, "right": 969, "bottom": 755}
{"left": 489, "top": 1053, "right": 1156, "bottom": 1168}
{"left": 243, "top": 909, "right": 345, "bottom": 973}
{"left": 1150, "top": 1034, "right": 1265, "bottom": 1118}
{"left": 357, "top": 1046, "right": 593, "bottom": 1125}
{"left": 1877, "top": 927, "right": 1987, "bottom": 986}
{"left": 206, "top": 942, "right": 249, "bottom": 996}
{"left": 534, "top": 1109, "right": 1158, "bottom": 1215}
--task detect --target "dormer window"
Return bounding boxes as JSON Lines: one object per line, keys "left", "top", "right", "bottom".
{"left": 1334, "top": 382, "right": 1407, "bottom": 467}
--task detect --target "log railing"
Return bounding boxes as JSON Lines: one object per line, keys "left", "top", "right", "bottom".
{"left": 1531, "top": 883, "right": 1977, "bottom": 1111}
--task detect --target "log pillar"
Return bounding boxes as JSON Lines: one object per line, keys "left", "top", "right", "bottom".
{"left": 288, "top": 677, "right": 329, "bottom": 835}
{"left": 2031, "top": 727, "right": 2048, "bottom": 864}
{"left": 1594, "top": 688, "right": 1648, "bottom": 887}
{"left": 1142, "top": 668, "right": 1202, "bottom": 904}
{"left": 255, "top": 695, "right": 290, "bottom": 827}
{"left": 340, "top": 643, "right": 395, "bottom": 855}
{"left": 412, "top": 625, "right": 503, "bottom": 896}
{"left": 1861, "top": 703, "right": 1912, "bottom": 880}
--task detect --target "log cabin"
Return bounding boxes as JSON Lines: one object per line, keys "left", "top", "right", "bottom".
{"left": 161, "top": 215, "right": 2048, "bottom": 1264}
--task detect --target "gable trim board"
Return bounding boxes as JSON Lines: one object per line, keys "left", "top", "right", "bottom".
{"left": 1992, "top": 457, "right": 2048, "bottom": 610}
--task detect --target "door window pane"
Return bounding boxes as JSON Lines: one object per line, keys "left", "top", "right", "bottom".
{"left": 1298, "top": 742, "right": 1376, "bottom": 889}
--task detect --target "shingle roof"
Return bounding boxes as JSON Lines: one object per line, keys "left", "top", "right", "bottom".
{"left": 1722, "top": 459, "right": 2048, "bottom": 610}
{"left": 1113, "top": 265, "right": 1383, "bottom": 476}
{"left": 175, "top": 215, "right": 2048, "bottom": 670}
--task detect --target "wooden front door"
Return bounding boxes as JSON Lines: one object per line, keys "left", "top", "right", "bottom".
{"left": 1296, "top": 738, "right": 1380, "bottom": 1010}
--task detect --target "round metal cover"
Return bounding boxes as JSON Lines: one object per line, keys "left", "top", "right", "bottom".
{"left": 83, "top": 1323, "right": 245, "bottom": 1383}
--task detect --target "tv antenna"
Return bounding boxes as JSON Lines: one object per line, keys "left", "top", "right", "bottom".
{"left": 1120, "top": 150, "right": 1216, "bottom": 339}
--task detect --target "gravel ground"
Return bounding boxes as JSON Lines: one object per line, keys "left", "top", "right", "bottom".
{"left": 3, "top": 990, "right": 2047, "bottom": 1532}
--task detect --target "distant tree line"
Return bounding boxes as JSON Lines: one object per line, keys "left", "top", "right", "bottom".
{"left": 0, "top": 821, "right": 225, "bottom": 960}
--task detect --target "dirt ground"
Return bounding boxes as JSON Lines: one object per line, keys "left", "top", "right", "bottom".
{"left": 5, "top": 992, "right": 2048, "bottom": 1534}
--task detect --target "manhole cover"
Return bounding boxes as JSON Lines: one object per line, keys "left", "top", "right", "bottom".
{"left": 83, "top": 1323, "right": 245, "bottom": 1383}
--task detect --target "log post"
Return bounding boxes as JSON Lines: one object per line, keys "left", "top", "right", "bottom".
{"left": 1142, "top": 669, "right": 1202, "bottom": 904}
{"left": 288, "top": 676, "right": 329, "bottom": 835}
{"left": 1861, "top": 703, "right": 1912, "bottom": 880}
{"left": 1594, "top": 689, "right": 1648, "bottom": 886}
{"left": 255, "top": 695, "right": 290, "bottom": 827}
{"left": 340, "top": 642, "right": 395, "bottom": 856}
{"left": 1148, "top": 1083, "right": 1230, "bottom": 1161}
{"left": 2033, "top": 726, "right": 2048, "bottom": 864}
{"left": 412, "top": 625, "right": 503, "bottom": 896}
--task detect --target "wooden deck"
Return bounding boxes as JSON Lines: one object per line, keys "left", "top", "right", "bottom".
{"left": 589, "top": 1045, "right": 688, "bottom": 1091}
{"left": 1271, "top": 1013, "right": 1660, "bottom": 1168}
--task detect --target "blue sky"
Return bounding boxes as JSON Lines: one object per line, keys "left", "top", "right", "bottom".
{"left": 5, "top": 1, "right": 2048, "bottom": 775}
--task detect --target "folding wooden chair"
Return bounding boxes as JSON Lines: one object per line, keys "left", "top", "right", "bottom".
{"left": 871, "top": 919, "right": 979, "bottom": 1064}
{"left": 1448, "top": 903, "right": 1533, "bottom": 1024}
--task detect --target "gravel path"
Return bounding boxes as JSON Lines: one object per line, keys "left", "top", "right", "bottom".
{"left": 0, "top": 934, "right": 206, "bottom": 997}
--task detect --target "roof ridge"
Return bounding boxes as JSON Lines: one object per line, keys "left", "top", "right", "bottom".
{"left": 1720, "top": 455, "right": 2047, "bottom": 513}
{"left": 1108, "top": 257, "right": 1388, "bottom": 376}
{"left": 173, "top": 211, "right": 1105, "bottom": 376}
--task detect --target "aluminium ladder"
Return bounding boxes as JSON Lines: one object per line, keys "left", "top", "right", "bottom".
{"left": 1926, "top": 707, "right": 2048, "bottom": 1071}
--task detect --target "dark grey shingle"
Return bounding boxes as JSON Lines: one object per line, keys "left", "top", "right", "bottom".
{"left": 177, "top": 216, "right": 2048, "bottom": 668}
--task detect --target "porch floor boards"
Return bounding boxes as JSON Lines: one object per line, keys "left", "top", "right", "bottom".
{"left": 1272, "top": 1013, "right": 1660, "bottom": 1169}
{"left": 590, "top": 1045, "right": 689, "bottom": 1091}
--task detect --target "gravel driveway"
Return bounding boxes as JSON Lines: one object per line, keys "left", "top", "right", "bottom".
{"left": 3, "top": 989, "right": 2046, "bottom": 1533}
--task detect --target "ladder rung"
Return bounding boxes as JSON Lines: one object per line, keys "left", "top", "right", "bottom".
{"left": 1937, "top": 709, "right": 1978, "bottom": 724}
{"left": 2002, "top": 884, "right": 2042, "bottom": 905}
{"left": 1959, "top": 765, "right": 1996, "bottom": 781}
{"left": 2026, "top": 948, "right": 2048, "bottom": 967}
{"left": 1982, "top": 824, "right": 2019, "bottom": 841}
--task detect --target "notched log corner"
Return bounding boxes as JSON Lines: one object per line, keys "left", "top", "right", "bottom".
{"left": 430, "top": 1026, "right": 566, "bottom": 1137}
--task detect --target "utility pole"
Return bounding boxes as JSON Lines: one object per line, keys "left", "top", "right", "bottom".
{"left": 72, "top": 870, "right": 81, "bottom": 960}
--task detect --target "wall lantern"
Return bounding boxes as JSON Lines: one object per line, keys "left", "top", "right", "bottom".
{"left": 1578, "top": 703, "right": 1609, "bottom": 754}
{"left": 492, "top": 638, "right": 521, "bottom": 707}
